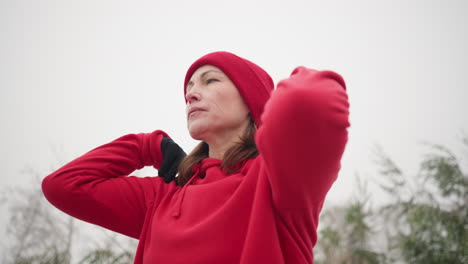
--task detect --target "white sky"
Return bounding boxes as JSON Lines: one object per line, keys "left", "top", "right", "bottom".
{"left": 1, "top": 0, "right": 467, "bottom": 232}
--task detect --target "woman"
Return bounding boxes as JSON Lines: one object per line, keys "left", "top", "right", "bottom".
{"left": 42, "top": 51, "right": 350, "bottom": 263}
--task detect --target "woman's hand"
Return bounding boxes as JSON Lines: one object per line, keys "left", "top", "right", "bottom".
{"left": 159, "top": 137, "right": 187, "bottom": 183}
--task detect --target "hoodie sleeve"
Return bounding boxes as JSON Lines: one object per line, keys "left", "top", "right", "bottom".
{"left": 42, "top": 130, "right": 169, "bottom": 239}
{"left": 255, "top": 67, "right": 350, "bottom": 210}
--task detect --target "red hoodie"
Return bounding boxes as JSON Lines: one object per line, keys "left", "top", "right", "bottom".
{"left": 42, "top": 67, "right": 350, "bottom": 263}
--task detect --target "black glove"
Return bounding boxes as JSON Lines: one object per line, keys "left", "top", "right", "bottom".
{"left": 159, "top": 137, "right": 187, "bottom": 183}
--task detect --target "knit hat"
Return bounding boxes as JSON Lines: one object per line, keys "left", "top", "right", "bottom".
{"left": 184, "top": 51, "right": 274, "bottom": 127}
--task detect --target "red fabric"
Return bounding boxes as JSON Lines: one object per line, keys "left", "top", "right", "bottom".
{"left": 42, "top": 67, "right": 350, "bottom": 264}
{"left": 184, "top": 51, "right": 274, "bottom": 127}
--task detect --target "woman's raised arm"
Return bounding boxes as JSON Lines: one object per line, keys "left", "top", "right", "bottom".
{"left": 256, "top": 67, "right": 350, "bottom": 210}
{"left": 42, "top": 130, "right": 169, "bottom": 238}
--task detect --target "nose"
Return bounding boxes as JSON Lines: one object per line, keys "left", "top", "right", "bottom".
{"left": 185, "top": 88, "right": 201, "bottom": 104}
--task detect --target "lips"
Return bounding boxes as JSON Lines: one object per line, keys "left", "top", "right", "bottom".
{"left": 188, "top": 107, "right": 206, "bottom": 118}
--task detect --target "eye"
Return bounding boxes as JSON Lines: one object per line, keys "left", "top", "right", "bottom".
{"left": 206, "top": 78, "right": 219, "bottom": 84}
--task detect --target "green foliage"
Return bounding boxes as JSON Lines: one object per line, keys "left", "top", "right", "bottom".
{"left": 315, "top": 177, "right": 387, "bottom": 264}
{"left": 377, "top": 137, "right": 467, "bottom": 263}
{"left": 345, "top": 202, "right": 371, "bottom": 247}
{"left": 316, "top": 136, "right": 468, "bottom": 264}
{"left": 387, "top": 141, "right": 467, "bottom": 264}
{"left": 13, "top": 250, "right": 70, "bottom": 264}
{"left": 421, "top": 144, "right": 467, "bottom": 201}
{"left": 78, "top": 249, "right": 133, "bottom": 264}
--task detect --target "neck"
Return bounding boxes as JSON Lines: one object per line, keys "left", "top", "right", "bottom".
{"left": 206, "top": 122, "right": 249, "bottom": 160}
{"left": 208, "top": 141, "right": 232, "bottom": 160}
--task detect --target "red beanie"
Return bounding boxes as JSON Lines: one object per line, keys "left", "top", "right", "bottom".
{"left": 184, "top": 51, "right": 274, "bottom": 127}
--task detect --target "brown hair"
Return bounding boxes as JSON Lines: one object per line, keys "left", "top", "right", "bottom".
{"left": 176, "top": 117, "right": 258, "bottom": 186}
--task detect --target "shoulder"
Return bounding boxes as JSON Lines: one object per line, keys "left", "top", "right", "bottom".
{"left": 240, "top": 156, "right": 264, "bottom": 175}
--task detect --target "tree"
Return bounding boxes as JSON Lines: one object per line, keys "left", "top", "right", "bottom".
{"left": 314, "top": 177, "right": 386, "bottom": 264}
{"left": 77, "top": 249, "right": 133, "bottom": 264}
{"left": 2, "top": 167, "right": 137, "bottom": 264}
{"left": 315, "top": 135, "right": 467, "bottom": 263}
{"left": 76, "top": 230, "right": 136, "bottom": 264}
{"left": 376, "top": 138, "right": 467, "bottom": 263}
{"left": 3, "top": 168, "right": 75, "bottom": 264}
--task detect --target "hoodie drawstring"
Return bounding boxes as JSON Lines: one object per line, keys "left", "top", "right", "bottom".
{"left": 172, "top": 166, "right": 200, "bottom": 217}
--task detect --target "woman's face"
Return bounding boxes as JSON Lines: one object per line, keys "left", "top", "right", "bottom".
{"left": 185, "top": 65, "right": 249, "bottom": 141}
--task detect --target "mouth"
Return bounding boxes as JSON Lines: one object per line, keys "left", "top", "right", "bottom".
{"left": 188, "top": 107, "right": 206, "bottom": 118}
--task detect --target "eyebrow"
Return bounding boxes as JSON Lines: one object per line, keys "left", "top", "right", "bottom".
{"left": 186, "top": 70, "right": 222, "bottom": 90}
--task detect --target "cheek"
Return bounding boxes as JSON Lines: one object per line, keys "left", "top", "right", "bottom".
{"left": 205, "top": 83, "right": 249, "bottom": 122}
{"left": 218, "top": 94, "right": 248, "bottom": 120}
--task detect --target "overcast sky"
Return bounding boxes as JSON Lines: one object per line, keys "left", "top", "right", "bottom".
{"left": 1, "top": 0, "right": 467, "bottom": 234}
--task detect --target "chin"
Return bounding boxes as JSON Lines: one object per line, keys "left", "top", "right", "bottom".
{"left": 189, "top": 132, "right": 204, "bottom": 141}
{"left": 188, "top": 123, "right": 208, "bottom": 141}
